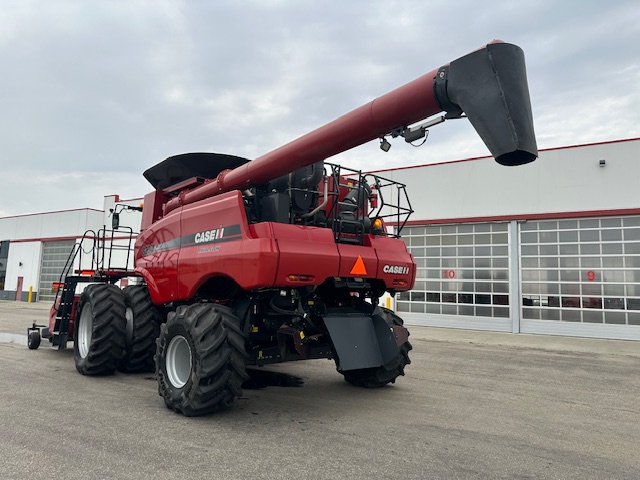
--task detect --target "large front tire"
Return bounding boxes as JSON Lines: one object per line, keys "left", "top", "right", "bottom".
{"left": 119, "top": 285, "right": 163, "bottom": 373}
{"left": 156, "top": 303, "right": 249, "bottom": 416}
{"left": 340, "top": 307, "right": 412, "bottom": 388}
{"left": 74, "top": 284, "right": 127, "bottom": 375}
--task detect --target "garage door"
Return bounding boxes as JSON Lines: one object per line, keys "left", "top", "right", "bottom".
{"left": 520, "top": 216, "right": 640, "bottom": 340}
{"left": 396, "top": 222, "right": 512, "bottom": 330}
{"left": 38, "top": 240, "right": 76, "bottom": 302}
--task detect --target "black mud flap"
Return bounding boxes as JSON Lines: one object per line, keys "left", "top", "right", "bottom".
{"left": 323, "top": 312, "right": 400, "bottom": 371}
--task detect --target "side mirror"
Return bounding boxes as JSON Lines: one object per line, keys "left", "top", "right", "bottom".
{"left": 112, "top": 212, "right": 120, "bottom": 230}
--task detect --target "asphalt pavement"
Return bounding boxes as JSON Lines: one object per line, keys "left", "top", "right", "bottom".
{"left": 1, "top": 299, "right": 640, "bottom": 479}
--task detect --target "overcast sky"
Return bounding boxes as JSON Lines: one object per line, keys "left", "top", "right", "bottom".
{"left": 1, "top": 0, "right": 639, "bottom": 217}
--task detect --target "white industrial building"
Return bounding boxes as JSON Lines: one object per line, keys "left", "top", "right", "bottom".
{"left": 0, "top": 195, "right": 142, "bottom": 303}
{"left": 375, "top": 137, "right": 640, "bottom": 341}
{"left": 1, "top": 138, "right": 639, "bottom": 341}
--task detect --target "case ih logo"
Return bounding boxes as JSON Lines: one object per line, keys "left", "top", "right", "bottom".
{"left": 194, "top": 227, "right": 225, "bottom": 244}
{"left": 140, "top": 224, "right": 241, "bottom": 257}
{"left": 383, "top": 264, "right": 410, "bottom": 275}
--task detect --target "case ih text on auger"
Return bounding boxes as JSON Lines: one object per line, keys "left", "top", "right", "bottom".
{"left": 28, "top": 41, "right": 537, "bottom": 416}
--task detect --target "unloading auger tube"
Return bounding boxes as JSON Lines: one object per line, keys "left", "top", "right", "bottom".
{"left": 163, "top": 40, "right": 537, "bottom": 214}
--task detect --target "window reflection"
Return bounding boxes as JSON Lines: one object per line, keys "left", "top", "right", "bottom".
{"left": 562, "top": 297, "right": 580, "bottom": 308}
{"left": 604, "top": 298, "right": 625, "bottom": 310}
{"left": 582, "top": 297, "right": 602, "bottom": 309}
{"left": 627, "top": 299, "right": 640, "bottom": 310}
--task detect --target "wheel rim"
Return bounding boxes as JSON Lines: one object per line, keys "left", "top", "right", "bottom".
{"left": 78, "top": 303, "right": 93, "bottom": 358}
{"left": 166, "top": 335, "right": 192, "bottom": 389}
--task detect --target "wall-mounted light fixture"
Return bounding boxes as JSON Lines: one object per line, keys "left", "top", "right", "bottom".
{"left": 599, "top": 159, "right": 606, "bottom": 167}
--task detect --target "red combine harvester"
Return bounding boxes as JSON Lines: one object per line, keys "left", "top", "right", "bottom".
{"left": 29, "top": 41, "right": 537, "bottom": 416}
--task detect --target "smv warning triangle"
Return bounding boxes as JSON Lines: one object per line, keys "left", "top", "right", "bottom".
{"left": 350, "top": 256, "right": 367, "bottom": 275}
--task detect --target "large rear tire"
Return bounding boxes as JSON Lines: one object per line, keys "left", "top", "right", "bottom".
{"left": 156, "top": 303, "right": 249, "bottom": 416}
{"left": 340, "top": 307, "right": 412, "bottom": 388}
{"left": 119, "top": 285, "right": 163, "bottom": 373}
{"left": 74, "top": 284, "right": 127, "bottom": 375}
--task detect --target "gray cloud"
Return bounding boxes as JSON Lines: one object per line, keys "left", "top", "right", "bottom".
{"left": 1, "top": 0, "right": 639, "bottom": 216}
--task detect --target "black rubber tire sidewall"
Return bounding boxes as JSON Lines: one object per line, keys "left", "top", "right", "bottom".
{"left": 157, "top": 320, "right": 196, "bottom": 408}
{"left": 73, "top": 284, "right": 127, "bottom": 376}
{"left": 119, "top": 285, "right": 163, "bottom": 373}
{"left": 27, "top": 331, "right": 41, "bottom": 349}
{"left": 156, "top": 303, "right": 249, "bottom": 416}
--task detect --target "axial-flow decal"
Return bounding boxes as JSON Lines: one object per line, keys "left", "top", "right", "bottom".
{"left": 140, "top": 224, "right": 242, "bottom": 256}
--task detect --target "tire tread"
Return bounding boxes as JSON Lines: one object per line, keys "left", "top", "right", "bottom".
{"left": 74, "top": 284, "right": 127, "bottom": 376}
{"left": 157, "top": 303, "right": 249, "bottom": 416}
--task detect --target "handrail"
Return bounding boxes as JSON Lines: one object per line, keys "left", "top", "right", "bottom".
{"left": 52, "top": 229, "right": 97, "bottom": 311}
{"left": 51, "top": 227, "right": 137, "bottom": 310}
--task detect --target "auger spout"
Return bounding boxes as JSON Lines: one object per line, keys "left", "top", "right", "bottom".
{"left": 162, "top": 41, "right": 537, "bottom": 214}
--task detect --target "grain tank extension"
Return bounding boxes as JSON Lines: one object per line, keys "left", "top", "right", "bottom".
{"left": 34, "top": 41, "right": 537, "bottom": 416}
